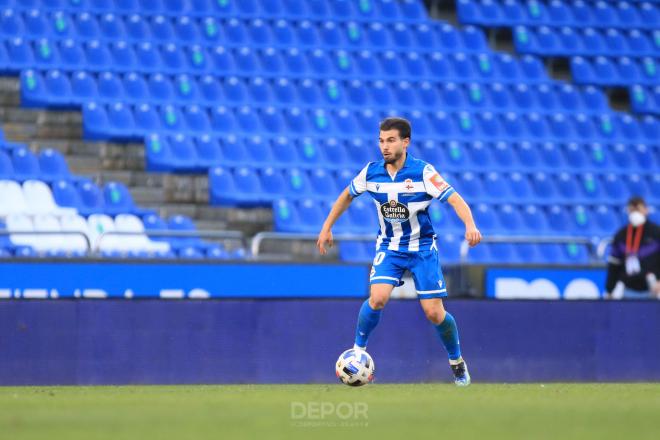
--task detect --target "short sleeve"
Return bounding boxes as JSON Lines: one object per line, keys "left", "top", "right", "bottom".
{"left": 348, "top": 163, "right": 369, "bottom": 197}
{"left": 423, "top": 164, "right": 455, "bottom": 202}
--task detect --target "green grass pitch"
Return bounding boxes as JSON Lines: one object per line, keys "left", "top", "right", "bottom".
{"left": 1, "top": 384, "right": 659, "bottom": 440}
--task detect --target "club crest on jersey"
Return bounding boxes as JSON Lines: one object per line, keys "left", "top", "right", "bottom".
{"left": 430, "top": 173, "right": 449, "bottom": 192}
{"left": 404, "top": 178, "right": 414, "bottom": 192}
{"left": 380, "top": 199, "right": 410, "bottom": 223}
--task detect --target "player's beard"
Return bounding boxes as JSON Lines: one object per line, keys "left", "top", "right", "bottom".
{"left": 383, "top": 150, "right": 403, "bottom": 164}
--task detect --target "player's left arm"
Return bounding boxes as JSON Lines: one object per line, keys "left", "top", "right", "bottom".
{"left": 447, "top": 192, "right": 482, "bottom": 247}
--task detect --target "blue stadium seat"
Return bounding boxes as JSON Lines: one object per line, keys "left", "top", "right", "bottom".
{"left": 107, "top": 102, "right": 135, "bottom": 134}
{"left": 284, "top": 168, "right": 313, "bottom": 198}
{"left": 508, "top": 172, "right": 533, "bottom": 201}
{"left": 11, "top": 146, "right": 40, "bottom": 180}
{"left": 168, "top": 214, "right": 204, "bottom": 251}
{"left": 455, "top": 171, "right": 482, "bottom": 200}
{"left": 85, "top": 40, "right": 112, "bottom": 70}
{"left": 124, "top": 13, "right": 150, "bottom": 39}
{"left": 473, "top": 203, "right": 498, "bottom": 234}
{"left": 259, "top": 167, "right": 287, "bottom": 199}
{"left": 267, "top": 136, "right": 297, "bottom": 166}
{"left": 496, "top": 204, "right": 524, "bottom": 232}
{"left": 104, "top": 181, "right": 145, "bottom": 216}
{"left": 521, "top": 204, "right": 550, "bottom": 235}
{"left": 135, "top": 42, "right": 162, "bottom": 72}
{"left": 6, "top": 38, "right": 34, "bottom": 70}
{"left": 602, "top": 173, "right": 628, "bottom": 203}
{"left": 593, "top": 204, "right": 619, "bottom": 235}
{"left": 0, "top": 150, "right": 13, "bottom": 179}
{"left": 38, "top": 148, "right": 70, "bottom": 181}
{"left": 231, "top": 166, "right": 265, "bottom": 205}
{"left": 99, "top": 13, "right": 126, "bottom": 40}
{"left": 192, "top": 134, "right": 220, "bottom": 168}
{"left": 432, "top": 140, "right": 461, "bottom": 170}
{"left": 51, "top": 179, "right": 82, "bottom": 211}
{"left": 77, "top": 179, "right": 105, "bottom": 215}
{"left": 347, "top": 198, "right": 378, "bottom": 234}
{"left": 483, "top": 172, "right": 511, "bottom": 202}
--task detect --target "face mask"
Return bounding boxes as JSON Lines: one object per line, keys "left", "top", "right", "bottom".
{"left": 629, "top": 211, "right": 646, "bottom": 227}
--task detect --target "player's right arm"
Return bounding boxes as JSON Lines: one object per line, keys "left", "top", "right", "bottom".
{"left": 317, "top": 163, "right": 370, "bottom": 255}
{"left": 317, "top": 188, "right": 354, "bottom": 255}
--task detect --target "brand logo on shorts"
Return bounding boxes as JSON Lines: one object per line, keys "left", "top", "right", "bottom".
{"left": 380, "top": 200, "right": 409, "bottom": 223}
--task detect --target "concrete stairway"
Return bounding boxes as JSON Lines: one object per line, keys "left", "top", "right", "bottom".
{"left": 0, "top": 76, "right": 272, "bottom": 239}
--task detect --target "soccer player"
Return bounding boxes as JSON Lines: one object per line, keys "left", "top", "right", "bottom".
{"left": 316, "top": 117, "right": 482, "bottom": 386}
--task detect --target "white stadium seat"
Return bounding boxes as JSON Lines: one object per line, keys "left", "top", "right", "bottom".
{"left": 32, "top": 214, "right": 63, "bottom": 252}
{"left": 0, "top": 180, "right": 29, "bottom": 217}
{"left": 114, "top": 214, "right": 171, "bottom": 253}
{"left": 59, "top": 213, "right": 91, "bottom": 253}
{"left": 87, "top": 214, "right": 118, "bottom": 252}
{"left": 6, "top": 213, "right": 36, "bottom": 248}
{"left": 22, "top": 180, "right": 77, "bottom": 216}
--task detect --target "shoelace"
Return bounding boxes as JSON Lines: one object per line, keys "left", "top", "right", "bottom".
{"left": 451, "top": 363, "right": 466, "bottom": 378}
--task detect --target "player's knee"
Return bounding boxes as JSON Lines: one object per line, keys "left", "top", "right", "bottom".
{"left": 424, "top": 307, "right": 445, "bottom": 325}
{"left": 369, "top": 295, "right": 388, "bottom": 310}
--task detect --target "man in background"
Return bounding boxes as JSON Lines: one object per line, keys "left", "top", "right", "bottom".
{"left": 605, "top": 197, "right": 660, "bottom": 299}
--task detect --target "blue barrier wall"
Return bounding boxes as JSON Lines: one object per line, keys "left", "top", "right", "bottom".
{"left": 1, "top": 299, "right": 658, "bottom": 385}
{"left": 0, "top": 261, "right": 369, "bottom": 298}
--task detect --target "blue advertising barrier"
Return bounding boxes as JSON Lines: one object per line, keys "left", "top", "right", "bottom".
{"left": 1, "top": 299, "right": 658, "bottom": 385}
{"left": 0, "top": 261, "right": 369, "bottom": 298}
{"left": 485, "top": 267, "right": 607, "bottom": 299}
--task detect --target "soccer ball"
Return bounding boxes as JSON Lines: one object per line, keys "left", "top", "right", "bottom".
{"left": 335, "top": 349, "right": 375, "bottom": 386}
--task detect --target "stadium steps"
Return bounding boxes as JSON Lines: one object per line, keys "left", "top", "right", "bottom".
{"left": 0, "top": 76, "right": 272, "bottom": 239}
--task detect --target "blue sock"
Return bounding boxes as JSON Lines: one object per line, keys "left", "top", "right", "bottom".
{"left": 434, "top": 312, "right": 462, "bottom": 361}
{"left": 354, "top": 299, "right": 382, "bottom": 348}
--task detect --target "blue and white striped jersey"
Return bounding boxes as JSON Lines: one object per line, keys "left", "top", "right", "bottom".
{"left": 348, "top": 154, "right": 455, "bottom": 252}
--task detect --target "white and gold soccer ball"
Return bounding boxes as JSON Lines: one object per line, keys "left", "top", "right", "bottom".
{"left": 335, "top": 349, "right": 375, "bottom": 386}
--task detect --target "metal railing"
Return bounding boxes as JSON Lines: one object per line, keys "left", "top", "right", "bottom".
{"left": 0, "top": 230, "right": 92, "bottom": 252}
{"left": 95, "top": 229, "right": 245, "bottom": 253}
{"left": 0, "top": 229, "right": 244, "bottom": 257}
{"left": 459, "top": 235, "right": 598, "bottom": 263}
{"left": 250, "top": 232, "right": 373, "bottom": 259}
{"left": 596, "top": 238, "right": 613, "bottom": 261}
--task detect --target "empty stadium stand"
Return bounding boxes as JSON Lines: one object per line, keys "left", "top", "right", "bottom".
{"left": 0, "top": 0, "right": 657, "bottom": 263}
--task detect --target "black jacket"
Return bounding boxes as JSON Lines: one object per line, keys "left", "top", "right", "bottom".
{"left": 605, "top": 221, "right": 660, "bottom": 292}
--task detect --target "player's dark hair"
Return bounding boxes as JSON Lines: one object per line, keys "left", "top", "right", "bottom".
{"left": 380, "top": 117, "right": 411, "bottom": 140}
{"left": 627, "top": 196, "right": 646, "bottom": 208}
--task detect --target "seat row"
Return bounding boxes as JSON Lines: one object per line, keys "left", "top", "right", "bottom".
{"left": 22, "top": 69, "right": 608, "bottom": 114}
{"left": 2, "top": 0, "right": 430, "bottom": 22}
{"left": 514, "top": 26, "right": 659, "bottom": 57}
{"left": 2, "top": 40, "right": 547, "bottom": 82}
{"left": 457, "top": 0, "right": 659, "bottom": 30}
{"left": 208, "top": 164, "right": 659, "bottom": 207}
{"left": 0, "top": 10, "right": 485, "bottom": 51}
{"left": 145, "top": 133, "right": 658, "bottom": 174}
{"left": 0, "top": 146, "right": 71, "bottom": 182}
{"left": 272, "top": 196, "right": 646, "bottom": 239}
{"left": 0, "top": 211, "right": 249, "bottom": 259}
{"left": 77, "top": 101, "right": 659, "bottom": 143}
{"left": 338, "top": 239, "right": 594, "bottom": 265}
{"left": 630, "top": 85, "right": 660, "bottom": 115}
{"left": 0, "top": 177, "right": 149, "bottom": 218}
{"left": 273, "top": 197, "right": 656, "bottom": 241}
{"left": 571, "top": 56, "right": 658, "bottom": 86}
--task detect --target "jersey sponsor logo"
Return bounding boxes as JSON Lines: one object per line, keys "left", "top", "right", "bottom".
{"left": 430, "top": 173, "right": 449, "bottom": 192}
{"left": 380, "top": 199, "right": 410, "bottom": 223}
